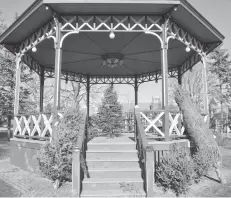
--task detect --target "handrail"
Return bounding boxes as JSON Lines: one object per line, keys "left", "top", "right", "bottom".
{"left": 135, "top": 108, "right": 148, "bottom": 148}
{"left": 134, "top": 106, "right": 151, "bottom": 196}
{"left": 72, "top": 111, "right": 88, "bottom": 197}
{"left": 76, "top": 112, "right": 88, "bottom": 150}
{"left": 14, "top": 111, "right": 65, "bottom": 117}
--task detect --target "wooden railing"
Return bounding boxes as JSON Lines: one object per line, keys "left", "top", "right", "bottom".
{"left": 72, "top": 112, "right": 88, "bottom": 196}
{"left": 133, "top": 109, "right": 209, "bottom": 137}
{"left": 13, "top": 112, "right": 63, "bottom": 140}
{"left": 134, "top": 107, "right": 190, "bottom": 197}
{"left": 134, "top": 107, "right": 151, "bottom": 197}
{"left": 123, "top": 112, "right": 134, "bottom": 133}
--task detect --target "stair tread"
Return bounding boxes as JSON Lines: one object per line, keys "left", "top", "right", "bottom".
{"left": 88, "top": 168, "right": 141, "bottom": 171}
{"left": 86, "top": 150, "right": 137, "bottom": 153}
{"left": 83, "top": 178, "right": 143, "bottom": 183}
{"left": 81, "top": 189, "right": 146, "bottom": 197}
{"left": 88, "top": 142, "right": 135, "bottom": 145}
{"left": 87, "top": 159, "right": 139, "bottom": 162}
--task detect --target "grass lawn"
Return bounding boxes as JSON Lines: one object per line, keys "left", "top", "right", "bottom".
{"left": 0, "top": 136, "right": 231, "bottom": 197}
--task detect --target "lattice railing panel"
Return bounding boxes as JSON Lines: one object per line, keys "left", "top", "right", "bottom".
{"left": 138, "top": 110, "right": 208, "bottom": 137}
{"left": 14, "top": 112, "right": 63, "bottom": 139}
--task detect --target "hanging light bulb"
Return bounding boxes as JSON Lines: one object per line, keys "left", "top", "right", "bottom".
{"left": 174, "top": 6, "right": 178, "bottom": 11}
{"left": 186, "top": 46, "right": 191, "bottom": 52}
{"left": 109, "top": 31, "right": 115, "bottom": 39}
{"left": 45, "top": 6, "right": 49, "bottom": 10}
{"left": 32, "top": 46, "right": 37, "bottom": 52}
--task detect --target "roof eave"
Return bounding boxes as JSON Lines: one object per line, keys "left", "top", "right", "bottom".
{"left": 180, "top": 0, "right": 225, "bottom": 42}
{"left": 43, "top": 0, "right": 181, "bottom": 4}
{"left": 0, "top": 0, "right": 43, "bottom": 45}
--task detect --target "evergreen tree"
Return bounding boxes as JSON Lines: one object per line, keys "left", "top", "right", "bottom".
{"left": 97, "top": 84, "right": 124, "bottom": 137}
{"left": 0, "top": 51, "right": 36, "bottom": 115}
{"left": 208, "top": 46, "right": 231, "bottom": 133}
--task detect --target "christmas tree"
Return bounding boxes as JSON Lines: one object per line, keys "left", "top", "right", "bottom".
{"left": 97, "top": 84, "right": 124, "bottom": 137}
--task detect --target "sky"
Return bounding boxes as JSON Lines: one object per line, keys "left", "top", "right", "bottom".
{"left": 1, "top": 0, "right": 231, "bottom": 104}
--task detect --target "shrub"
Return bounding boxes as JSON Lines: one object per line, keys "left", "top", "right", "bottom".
{"left": 193, "top": 146, "right": 221, "bottom": 182}
{"left": 37, "top": 105, "right": 88, "bottom": 188}
{"left": 87, "top": 115, "right": 101, "bottom": 141}
{"left": 156, "top": 144, "right": 195, "bottom": 196}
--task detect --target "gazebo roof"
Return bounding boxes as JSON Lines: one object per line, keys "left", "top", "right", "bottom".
{"left": 0, "top": 0, "right": 225, "bottom": 82}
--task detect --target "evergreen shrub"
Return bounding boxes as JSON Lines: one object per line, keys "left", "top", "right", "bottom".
{"left": 156, "top": 144, "right": 195, "bottom": 196}
{"left": 37, "top": 105, "right": 88, "bottom": 188}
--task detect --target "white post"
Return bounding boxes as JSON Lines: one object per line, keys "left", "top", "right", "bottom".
{"left": 53, "top": 15, "right": 62, "bottom": 111}
{"left": 161, "top": 20, "right": 170, "bottom": 141}
{"left": 14, "top": 55, "right": 22, "bottom": 115}
{"left": 202, "top": 56, "right": 209, "bottom": 115}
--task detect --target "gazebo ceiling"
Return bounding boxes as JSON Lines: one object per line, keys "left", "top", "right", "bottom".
{"left": 0, "top": 0, "right": 224, "bottom": 79}
{"left": 28, "top": 32, "right": 190, "bottom": 77}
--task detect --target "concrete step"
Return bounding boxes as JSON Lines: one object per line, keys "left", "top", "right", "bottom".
{"left": 81, "top": 189, "right": 146, "bottom": 197}
{"left": 86, "top": 150, "right": 138, "bottom": 160}
{"left": 87, "top": 160, "right": 140, "bottom": 169}
{"left": 82, "top": 178, "right": 144, "bottom": 191}
{"left": 87, "top": 142, "right": 136, "bottom": 151}
{"left": 88, "top": 169, "right": 142, "bottom": 178}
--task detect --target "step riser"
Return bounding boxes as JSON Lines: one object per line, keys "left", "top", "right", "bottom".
{"left": 89, "top": 171, "right": 141, "bottom": 178}
{"left": 87, "top": 161, "right": 139, "bottom": 169}
{"left": 82, "top": 181, "right": 144, "bottom": 191}
{"left": 86, "top": 152, "right": 137, "bottom": 160}
{"left": 87, "top": 144, "right": 136, "bottom": 151}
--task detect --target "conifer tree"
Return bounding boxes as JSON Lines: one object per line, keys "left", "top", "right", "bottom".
{"left": 97, "top": 84, "right": 124, "bottom": 137}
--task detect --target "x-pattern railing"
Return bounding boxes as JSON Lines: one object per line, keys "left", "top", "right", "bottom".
{"left": 139, "top": 110, "right": 208, "bottom": 137}
{"left": 14, "top": 112, "right": 63, "bottom": 138}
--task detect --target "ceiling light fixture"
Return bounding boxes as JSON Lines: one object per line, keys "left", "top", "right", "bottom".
{"left": 102, "top": 53, "right": 124, "bottom": 68}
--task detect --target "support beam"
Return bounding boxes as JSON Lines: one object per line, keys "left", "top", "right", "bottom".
{"left": 53, "top": 16, "right": 62, "bottom": 111}
{"left": 161, "top": 20, "right": 170, "bottom": 141}
{"left": 14, "top": 55, "right": 22, "bottom": 115}
{"left": 134, "top": 77, "right": 138, "bottom": 105}
{"left": 40, "top": 66, "right": 45, "bottom": 113}
{"left": 177, "top": 67, "right": 182, "bottom": 85}
{"left": 86, "top": 76, "right": 90, "bottom": 118}
{"left": 202, "top": 56, "right": 209, "bottom": 115}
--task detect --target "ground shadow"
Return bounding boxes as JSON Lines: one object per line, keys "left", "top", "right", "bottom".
{"left": 128, "top": 137, "right": 135, "bottom": 142}
{"left": 204, "top": 175, "right": 220, "bottom": 183}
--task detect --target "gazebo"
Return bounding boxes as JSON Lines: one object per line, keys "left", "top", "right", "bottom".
{"left": 0, "top": 0, "right": 224, "bottom": 196}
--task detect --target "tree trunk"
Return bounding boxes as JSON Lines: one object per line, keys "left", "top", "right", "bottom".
{"left": 7, "top": 115, "right": 11, "bottom": 141}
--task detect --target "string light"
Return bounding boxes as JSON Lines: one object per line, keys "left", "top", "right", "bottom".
{"left": 186, "top": 46, "right": 191, "bottom": 52}
{"left": 32, "top": 46, "right": 37, "bottom": 52}
{"left": 109, "top": 32, "right": 115, "bottom": 39}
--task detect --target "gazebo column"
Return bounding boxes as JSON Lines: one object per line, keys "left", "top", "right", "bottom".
{"left": 86, "top": 76, "right": 90, "bottom": 118}
{"left": 40, "top": 66, "right": 45, "bottom": 112}
{"left": 161, "top": 22, "right": 170, "bottom": 141}
{"left": 202, "top": 55, "right": 209, "bottom": 115}
{"left": 134, "top": 76, "right": 138, "bottom": 105}
{"left": 14, "top": 55, "right": 22, "bottom": 115}
{"left": 53, "top": 17, "right": 62, "bottom": 112}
